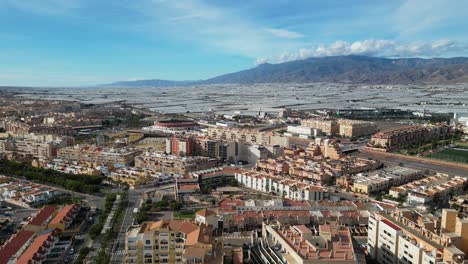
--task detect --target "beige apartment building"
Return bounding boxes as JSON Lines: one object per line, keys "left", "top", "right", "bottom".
{"left": 301, "top": 118, "right": 339, "bottom": 136}
{"left": 368, "top": 124, "right": 452, "bottom": 152}
{"left": 205, "top": 127, "right": 288, "bottom": 147}
{"left": 57, "top": 145, "right": 140, "bottom": 166}
{"left": 338, "top": 119, "right": 378, "bottom": 138}
{"left": 125, "top": 220, "right": 214, "bottom": 264}
{"left": 135, "top": 152, "right": 217, "bottom": 175}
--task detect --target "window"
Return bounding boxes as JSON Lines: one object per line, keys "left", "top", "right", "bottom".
{"left": 146, "top": 240, "right": 151, "bottom": 245}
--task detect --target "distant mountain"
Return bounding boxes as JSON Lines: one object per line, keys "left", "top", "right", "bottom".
{"left": 100, "top": 55, "right": 468, "bottom": 87}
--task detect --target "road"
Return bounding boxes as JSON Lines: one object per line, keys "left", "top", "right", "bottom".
{"left": 109, "top": 188, "right": 146, "bottom": 264}
{"left": 353, "top": 150, "right": 468, "bottom": 176}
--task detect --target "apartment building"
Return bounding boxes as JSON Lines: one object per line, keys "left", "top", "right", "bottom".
{"left": 111, "top": 167, "right": 174, "bottom": 187}
{"left": 301, "top": 118, "right": 339, "bottom": 136}
{"left": 338, "top": 119, "right": 378, "bottom": 138}
{"left": 5, "top": 120, "right": 75, "bottom": 136}
{"left": 0, "top": 137, "right": 73, "bottom": 159}
{"left": 368, "top": 124, "right": 452, "bottom": 152}
{"left": 259, "top": 222, "right": 356, "bottom": 264}
{"left": 234, "top": 170, "right": 327, "bottom": 201}
{"left": 135, "top": 152, "right": 217, "bottom": 174}
{"left": 166, "top": 136, "right": 195, "bottom": 157}
{"left": 125, "top": 220, "right": 214, "bottom": 264}
{"left": 368, "top": 209, "right": 467, "bottom": 264}
{"left": 351, "top": 166, "right": 423, "bottom": 194}
{"left": 57, "top": 145, "right": 140, "bottom": 166}
{"left": 205, "top": 127, "right": 288, "bottom": 147}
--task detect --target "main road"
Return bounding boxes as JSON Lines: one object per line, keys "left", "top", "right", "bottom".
{"left": 353, "top": 150, "right": 468, "bottom": 176}
{"left": 109, "top": 187, "right": 149, "bottom": 263}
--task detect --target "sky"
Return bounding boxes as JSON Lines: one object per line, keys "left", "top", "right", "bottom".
{"left": 1, "top": 0, "right": 467, "bottom": 86}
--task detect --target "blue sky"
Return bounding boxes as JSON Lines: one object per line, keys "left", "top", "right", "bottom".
{"left": 0, "top": 0, "right": 467, "bottom": 86}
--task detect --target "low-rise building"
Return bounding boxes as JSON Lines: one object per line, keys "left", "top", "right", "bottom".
{"left": 16, "top": 228, "right": 61, "bottom": 264}
{"left": 350, "top": 166, "right": 423, "bottom": 194}
{"left": 48, "top": 203, "right": 80, "bottom": 231}
{"left": 389, "top": 174, "right": 467, "bottom": 205}
{"left": 0, "top": 230, "right": 36, "bottom": 264}
{"left": 235, "top": 170, "right": 327, "bottom": 201}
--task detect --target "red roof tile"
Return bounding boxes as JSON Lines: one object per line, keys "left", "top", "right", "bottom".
{"left": 28, "top": 205, "right": 56, "bottom": 226}
{"left": 0, "top": 230, "right": 35, "bottom": 264}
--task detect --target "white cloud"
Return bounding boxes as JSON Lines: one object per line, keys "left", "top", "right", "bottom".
{"left": 255, "top": 57, "right": 269, "bottom": 65}
{"left": 265, "top": 28, "right": 303, "bottom": 39}
{"left": 131, "top": 0, "right": 304, "bottom": 59}
{"left": 270, "top": 39, "right": 468, "bottom": 63}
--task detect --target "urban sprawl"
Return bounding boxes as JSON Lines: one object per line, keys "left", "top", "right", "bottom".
{"left": 0, "top": 88, "right": 467, "bottom": 264}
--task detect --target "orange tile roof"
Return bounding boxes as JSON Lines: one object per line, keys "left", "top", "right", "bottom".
{"left": 49, "top": 204, "right": 79, "bottom": 228}
{"left": 16, "top": 229, "right": 61, "bottom": 264}
{"left": 28, "top": 205, "right": 56, "bottom": 226}
{"left": 0, "top": 230, "right": 35, "bottom": 264}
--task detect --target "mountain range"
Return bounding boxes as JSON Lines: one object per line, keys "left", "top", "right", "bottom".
{"left": 100, "top": 55, "right": 468, "bottom": 87}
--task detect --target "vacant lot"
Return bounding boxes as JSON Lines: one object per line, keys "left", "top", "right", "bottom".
{"left": 427, "top": 148, "right": 468, "bottom": 164}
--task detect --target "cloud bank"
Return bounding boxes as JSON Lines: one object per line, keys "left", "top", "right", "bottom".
{"left": 257, "top": 39, "right": 467, "bottom": 64}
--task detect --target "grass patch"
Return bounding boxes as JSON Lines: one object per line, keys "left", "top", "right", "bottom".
{"left": 173, "top": 211, "right": 195, "bottom": 219}
{"left": 427, "top": 148, "right": 468, "bottom": 164}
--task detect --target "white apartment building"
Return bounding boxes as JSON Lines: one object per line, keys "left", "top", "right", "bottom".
{"left": 234, "top": 171, "right": 327, "bottom": 201}
{"left": 368, "top": 213, "right": 446, "bottom": 264}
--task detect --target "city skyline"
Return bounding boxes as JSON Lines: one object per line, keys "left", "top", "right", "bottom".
{"left": 1, "top": 0, "right": 468, "bottom": 86}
